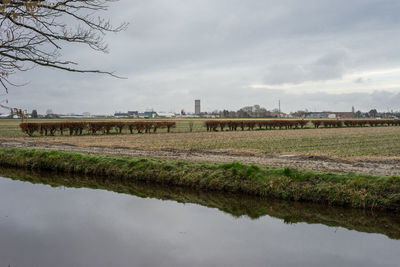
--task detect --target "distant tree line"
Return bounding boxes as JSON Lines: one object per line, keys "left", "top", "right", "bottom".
{"left": 209, "top": 105, "right": 281, "bottom": 118}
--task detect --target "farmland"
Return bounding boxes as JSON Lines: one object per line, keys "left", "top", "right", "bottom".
{"left": 5, "top": 118, "right": 400, "bottom": 137}
{"left": 1, "top": 118, "right": 400, "bottom": 208}
{"left": 1, "top": 118, "right": 400, "bottom": 177}
{"left": 1, "top": 119, "right": 399, "bottom": 158}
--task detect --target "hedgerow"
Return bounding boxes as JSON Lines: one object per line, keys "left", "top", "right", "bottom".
{"left": 19, "top": 119, "right": 400, "bottom": 136}
{"left": 206, "top": 120, "right": 310, "bottom": 131}
{"left": 205, "top": 119, "right": 400, "bottom": 132}
{"left": 19, "top": 121, "right": 176, "bottom": 136}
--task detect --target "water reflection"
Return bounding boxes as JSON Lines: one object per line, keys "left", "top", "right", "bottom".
{"left": 0, "top": 167, "right": 399, "bottom": 267}
{"left": 1, "top": 167, "right": 399, "bottom": 240}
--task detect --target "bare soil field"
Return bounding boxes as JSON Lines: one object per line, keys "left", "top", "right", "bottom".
{"left": 1, "top": 126, "right": 399, "bottom": 176}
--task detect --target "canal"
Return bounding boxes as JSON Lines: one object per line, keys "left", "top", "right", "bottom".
{"left": 0, "top": 168, "right": 399, "bottom": 267}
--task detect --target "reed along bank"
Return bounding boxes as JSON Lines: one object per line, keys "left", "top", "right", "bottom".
{"left": 0, "top": 148, "right": 399, "bottom": 212}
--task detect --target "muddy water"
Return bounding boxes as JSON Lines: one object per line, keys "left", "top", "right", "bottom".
{"left": 0, "top": 168, "right": 399, "bottom": 267}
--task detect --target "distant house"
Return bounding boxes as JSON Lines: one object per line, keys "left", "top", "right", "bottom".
{"left": 0, "top": 113, "right": 11, "bottom": 118}
{"left": 137, "top": 112, "right": 157, "bottom": 118}
{"left": 334, "top": 112, "right": 353, "bottom": 119}
{"left": 157, "top": 112, "right": 175, "bottom": 118}
{"left": 202, "top": 114, "right": 220, "bottom": 118}
{"left": 92, "top": 115, "right": 111, "bottom": 118}
{"left": 328, "top": 114, "right": 336, "bottom": 119}
{"left": 305, "top": 112, "right": 329, "bottom": 119}
{"left": 144, "top": 111, "right": 157, "bottom": 118}
{"left": 305, "top": 112, "right": 354, "bottom": 119}
{"left": 114, "top": 112, "right": 129, "bottom": 118}
{"left": 128, "top": 111, "right": 139, "bottom": 118}
{"left": 59, "top": 114, "right": 84, "bottom": 119}
{"left": 269, "top": 112, "right": 289, "bottom": 118}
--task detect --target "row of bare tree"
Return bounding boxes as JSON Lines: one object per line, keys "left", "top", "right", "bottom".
{"left": 205, "top": 120, "right": 309, "bottom": 131}
{"left": 20, "top": 121, "right": 176, "bottom": 136}
{"left": 311, "top": 120, "right": 400, "bottom": 128}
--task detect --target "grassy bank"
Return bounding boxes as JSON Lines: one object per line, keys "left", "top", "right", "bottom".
{"left": 1, "top": 167, "right": 399, "bottom": 239}
{"left": 0, "top": 148, "right": 399, "bottom": 211}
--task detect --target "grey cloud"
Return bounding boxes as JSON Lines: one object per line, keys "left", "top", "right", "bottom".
{"left": 263, "top": 50, "right": 348, "bottom": 85}
{"left": 354, "top": 77, "right": 372, "bottom": 84}
{"left": 354, "top": 77, "right": 364, "bottom": 83}
{"left": 3, "top": 0, "right": 400, "bottom": 114}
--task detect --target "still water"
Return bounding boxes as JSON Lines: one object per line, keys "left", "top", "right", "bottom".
{"left": 0, "top": 168, "right": 399, "bottom": 267}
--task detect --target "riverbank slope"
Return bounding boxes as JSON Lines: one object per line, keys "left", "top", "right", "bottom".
{"left": 1, "top": 139, "right": 399, "bottom": 176}
{"left": 0, "top": 148, "right": 399, "bottom": 212}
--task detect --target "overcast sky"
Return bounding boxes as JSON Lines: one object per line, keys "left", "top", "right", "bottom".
{"left": 4, "top": 0, "right": 400, "bottom": 114}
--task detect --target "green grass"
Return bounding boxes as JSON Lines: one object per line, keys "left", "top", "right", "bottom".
{"left": 0, "top": 148, "right": 399, "bottom": 211}
{"left": 0, "top": 119, "right": 24, "bottom": 137}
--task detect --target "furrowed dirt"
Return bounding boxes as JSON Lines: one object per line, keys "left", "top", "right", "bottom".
{"left": 1, "top": 138, "right": 399, "bottom": 176}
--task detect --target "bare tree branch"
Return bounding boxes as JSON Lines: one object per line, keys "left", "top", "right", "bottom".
{"left": 0, "top": 0, "right": 127, "bottom": 94}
